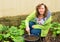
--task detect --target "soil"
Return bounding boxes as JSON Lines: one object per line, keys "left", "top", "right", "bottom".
{"left": 25, "top": 35, "right": 39, "bottom": 41}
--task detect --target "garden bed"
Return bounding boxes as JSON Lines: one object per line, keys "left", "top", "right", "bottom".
{"left": 0, "top": 11, "right": 60, "bottom": 42}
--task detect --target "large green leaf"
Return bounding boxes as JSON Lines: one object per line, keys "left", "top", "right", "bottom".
{"left": 0, "top": 24, "right": 3, "bottom": 32}
{"left": 11, "top": 36, "right": 24, "bottom": 42}
{"left": 57, "top": 31, "right": 60, "bottom": 34}
{"left": 18, "top": 29, "right": 24, "bottom": 35}
{"left": 0, "top": 34, "right": 3, "bottom": 41}
{"left": 19, "top": 20, "right": 26, "bottom": 29}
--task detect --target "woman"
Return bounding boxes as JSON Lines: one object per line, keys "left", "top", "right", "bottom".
{"left": 25, "top": 3, "right": 51, "bottom": 39}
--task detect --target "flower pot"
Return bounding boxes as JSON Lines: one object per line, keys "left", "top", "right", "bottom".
{"left": 24, "top": 34, "right": 40, "bottom": 42}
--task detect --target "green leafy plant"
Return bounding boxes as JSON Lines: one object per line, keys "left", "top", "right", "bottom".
{"left": 8, "top": 26, "right": 24, "bottom": 36}
{"left": 7, "top": 26, "right": 24, "bottom": 42}
{"left": 11, "top": 36, "right": 24, "bottom": 42}
{"left": 0, "top": 24, "right": 25, "bottom": 42}
{"left": 9, "top": 26, "right": 19, "bottom": 36}
{"left": 18, "top": 29, "right": 24, "bottom": 35}
{"left": 51, "top": 22, "right": 60, "bottom": 40}
{"left": 51, "top": 22, "right": 60, "bottom": 35}
{"left": 0, "top": 24, "right": 9, "bottom": 41}
{"left": 19, "top": 20, "right": 26, "bottom": 29}
{"left": 0, "top": 24, "right": 3, "bottom": 33}
{"left": 0, "top": 34, "right": 3, "bottom": 41}
{"left": 0, "top": 24, "right": 9, "bottom": 34}
{"left": 4, "top": 41, "right": 9, "bottom": 42}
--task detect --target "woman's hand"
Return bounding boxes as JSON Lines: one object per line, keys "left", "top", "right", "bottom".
{"left": 26, "top": 26, "right": 30, "bottom": 32}
{"left": 32, "top": 25, "right": 34, "bottom": 28}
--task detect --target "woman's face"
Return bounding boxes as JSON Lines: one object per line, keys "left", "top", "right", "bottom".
{"left": 38, "top": 5, "right": 45, "bottom": 15}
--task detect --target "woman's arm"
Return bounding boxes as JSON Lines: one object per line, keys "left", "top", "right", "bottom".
{"left": 25, "top": 10, "right": 36, "bottom": 27}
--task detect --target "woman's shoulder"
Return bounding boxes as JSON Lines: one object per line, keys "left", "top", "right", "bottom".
{"left": 46, "top": 10, "right": 51, "bottom": 19}
{"left": 47, "top": 11, "right": 51, "bottom": 16}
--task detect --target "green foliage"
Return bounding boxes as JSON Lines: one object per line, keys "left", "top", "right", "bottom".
{"left": 51, "top": 22, "right": 60, "bottom": 37}
{"left": 0, "top": 34, "right": 3, "bottom": 41}
{"left": 3, "top": 33, "right": 10, "bottom": 39}
{"left": 0, "top": 24, "right": 25, "bottom": 42}
{"left": 7, "top": 26, "right": 24, "bottom": 42}
{"left": 9, "top": 26, "right": 19, "bottom": 36}
{"left": 0, "top": 20, "right": 25, "bottom": 42}
{"left": 19, "top": 20, "right": 26, "bottom": 29}
{"left": 4, "top": 41, "right": 9, "bottom": 42}
{"left": 12, "top": 36, "right": 24, "bottom": 42}
{"left": 51, "top": 22, "right": 60, "bottom": 28}
{"left": 8, "top": 26, "right": 24, "bottom": 36}
{"left": 18, "top": 29, "right": 24, "bottom": 35}
{"left": 0, "top": 24, "right": 9, "bottom": 33}
{"left": 0, "top": 24, "right": 3, "bottom": 33}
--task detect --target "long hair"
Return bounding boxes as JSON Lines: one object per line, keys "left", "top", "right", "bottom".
{"left": 36, "top": 3, "right": 48, "bottom": 18}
